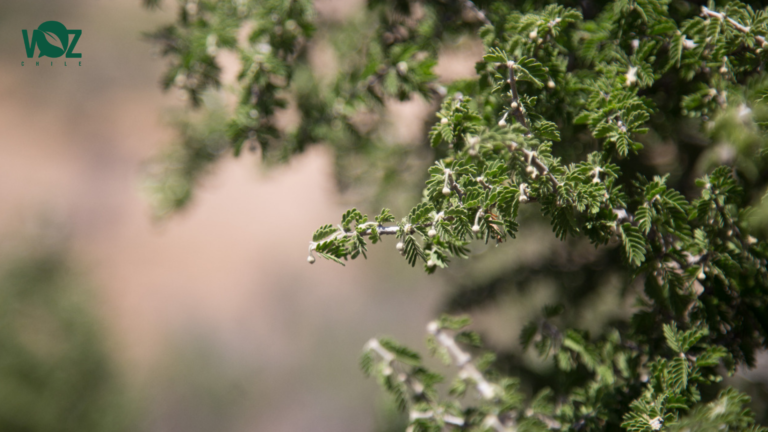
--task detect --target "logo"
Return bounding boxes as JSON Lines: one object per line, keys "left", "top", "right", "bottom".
{"left": 22, "top": 21, "right": 81, "bottom": 59}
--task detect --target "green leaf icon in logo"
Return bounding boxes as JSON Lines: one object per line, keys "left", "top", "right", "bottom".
{"left": 34, "top": 21, "right": 69, "bottom": 58}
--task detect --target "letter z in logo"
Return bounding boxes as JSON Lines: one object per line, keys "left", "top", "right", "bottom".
{"left": 22, "top": 21, "right": 82, "bottom": 58}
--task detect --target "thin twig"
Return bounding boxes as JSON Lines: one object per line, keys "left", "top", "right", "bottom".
{"left": 506, "top": 62, "right": 530, "bottom": 131}
{"left": 365, "top": 339, "right": 466, "bottom": 430}
{"left": 427, "top": 321, "right": 562, "bottom": 431}
{"left": 508, "top": 142, "right": 561, "bottom": 189}
{"left": 463, "top": 0, "right": 492, "bottom": 26}
{"left": 701, "top": 6, "right": 767, "bottom": 47}
{"left": 427, "top": 321, "right": 497, "bottom": 399}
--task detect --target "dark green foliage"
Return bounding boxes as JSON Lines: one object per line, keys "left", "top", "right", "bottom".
{"left": 146, "top": 0, "right": 768, "bottom": 430}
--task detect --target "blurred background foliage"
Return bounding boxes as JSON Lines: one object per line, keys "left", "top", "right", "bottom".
{"left": 0, "top": 248, "right": 133, "bottom": 432}
{"left": 1, "top": 0, "right": 448, "bottom": 430}
{"left": 0, "top": 0, "right": 767, "bottom": 430}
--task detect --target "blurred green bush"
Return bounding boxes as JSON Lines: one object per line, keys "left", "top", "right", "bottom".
{"left": 0, "top": 251, "right": 132, "bottom": 432}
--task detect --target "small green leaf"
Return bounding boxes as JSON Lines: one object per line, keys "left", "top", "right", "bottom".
{"left": 313, "top": 224, "right": 337, "bottom": 242}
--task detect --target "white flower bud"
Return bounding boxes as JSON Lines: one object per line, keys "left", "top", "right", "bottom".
{"left": 427, "top": 259, "right": 436, "bottom": 268}
{"left": 174, "top": 73, "right": 187, "bottom": 87}
{"left": 649, "top": 417, "right": 663, "bottom": 431}
{"left": 396, "top": 241, "right": 405, "bottom": 252}
{"left": 440, "top": 117, "right": 449, "bottom": 124}
{"left": 510, "top": 101, "right": 519, "bottom": 110}
{"left": 396, "top": 61, "right": 408, "bottom": 76}
{"left": 547, "top": 80, "right": 555, "bottom": 89}
{"left": 442, "top": 187, "right": 451, "bottom": 196}
{"left": 625, "top": 66, "right": 638, "bottom": 86}
{"left": 497, "top": 119, "right": 507, "bottom": 127}
{"left": 519, "top": 183, "right": 530, "bottom": 202}
{"left": 472, "top": 224, "right": 481, "bottom": 234}
{"left": 307, "top": 255, "right": 316, "bottom": 264}
{"left": 428, "top": 228, "right": 437, "bottom": 238}
{"left": 426, "top": 321, "right": 439, "bottom": 334}
{"left": 468, "top": 148, "right": 478, "bottom": 156}
{"left": 529, "top": 29, "right": 538, "bottom": 40}
{"left": 719, "top": 65, "right": 728, "bottom": 74}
